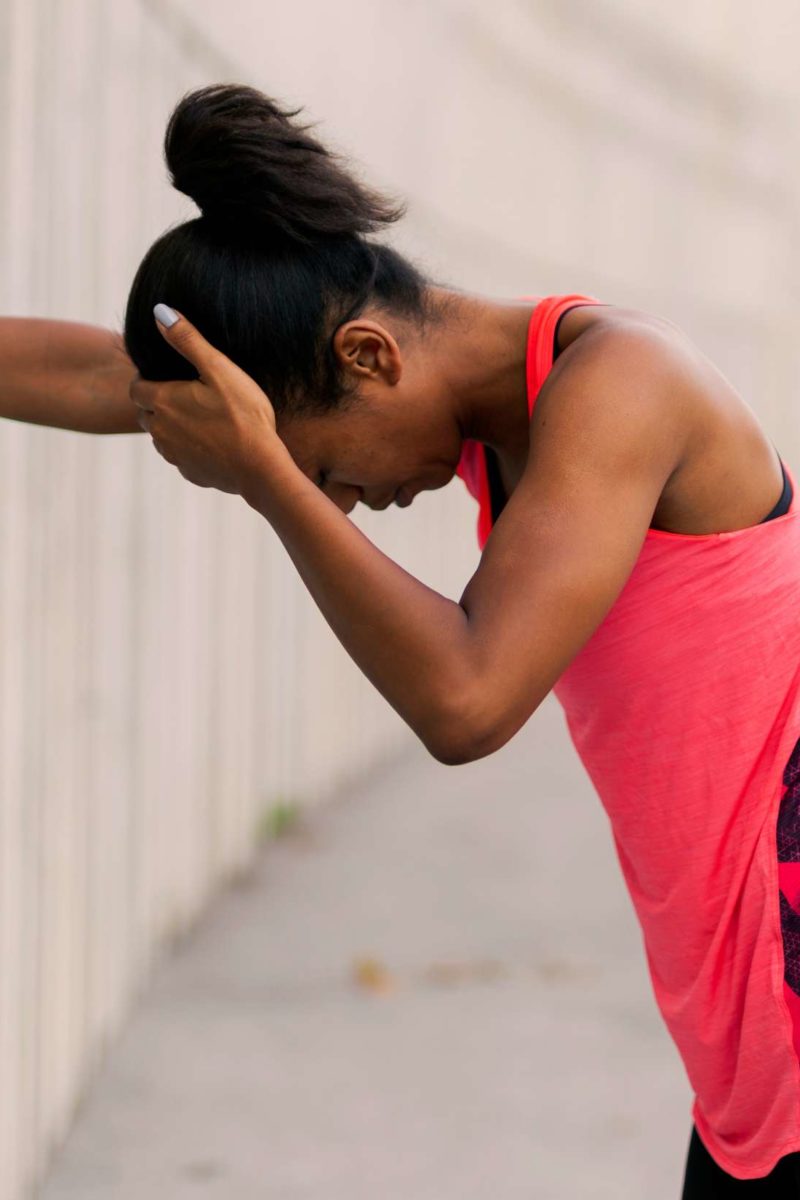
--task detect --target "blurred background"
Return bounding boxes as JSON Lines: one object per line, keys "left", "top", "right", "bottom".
{"left": 2, "top": 1, "right": 800, "bottom": 1197}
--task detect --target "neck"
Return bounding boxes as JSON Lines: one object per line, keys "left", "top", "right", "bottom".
{"left": 431, "top": 288, "right": 535, "bottom": 465}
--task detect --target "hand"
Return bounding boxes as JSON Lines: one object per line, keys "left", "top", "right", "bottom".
{"left": 130, "top": 306, "right": 278, "bottom": 494}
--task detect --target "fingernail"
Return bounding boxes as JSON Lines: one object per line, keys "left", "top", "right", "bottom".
{"left": 153, "top": 303, "right": 180, "bottom": 328}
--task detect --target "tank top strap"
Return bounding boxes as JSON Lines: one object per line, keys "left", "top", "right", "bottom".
{"left": 456, "top": 292, "right": 608, "bottom": 551}
{"left": 523, "top": 293, "right": 607, "bottom": 419}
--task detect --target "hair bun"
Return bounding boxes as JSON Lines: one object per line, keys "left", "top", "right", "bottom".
{"left": 165, "top": 83, "right": 404, "bottom": 247}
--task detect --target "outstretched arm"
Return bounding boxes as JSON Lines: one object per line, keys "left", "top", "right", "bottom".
{"left": 133, "top": 308, "right": 688, "bottom": 765}
{"left": 0, "top": 318, "right": 141, "bottom": 433}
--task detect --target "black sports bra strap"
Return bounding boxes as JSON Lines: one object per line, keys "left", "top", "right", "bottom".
{"left": 484, "top": 444, "right": 506, "bottom": 524}
{"left": 758, "top": 456, "right": 793, "bottom": 524}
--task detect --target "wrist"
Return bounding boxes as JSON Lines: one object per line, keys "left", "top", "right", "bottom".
{"left": 239, "top": 436, "right": 299, "bottom": 514}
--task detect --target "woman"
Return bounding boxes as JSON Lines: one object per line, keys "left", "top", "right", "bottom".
{"left": 5, "top": 83, "right": 800, "bottom": 1193}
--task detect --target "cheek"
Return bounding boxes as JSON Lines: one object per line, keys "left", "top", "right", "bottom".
{"left": 337, "top": 412, "right": 451, "bottom": 487}
{"left": 343, "top": 437, "right": 410, "bottom": 485}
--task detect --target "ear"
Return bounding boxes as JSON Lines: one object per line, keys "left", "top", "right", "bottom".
{"left": 332, "top": 319, "right": 402, "bottom": 386}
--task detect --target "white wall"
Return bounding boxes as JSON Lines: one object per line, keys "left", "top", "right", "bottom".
{"left": 0, "top": 4, "right": 479, "bottom": 1197}
{"left": 2, "top": 1, "right": 800, "bottom": 1197}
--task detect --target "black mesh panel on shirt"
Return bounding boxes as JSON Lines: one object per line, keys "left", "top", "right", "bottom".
{"left": 777, "top": 736, "right": 800, "bottom": 997}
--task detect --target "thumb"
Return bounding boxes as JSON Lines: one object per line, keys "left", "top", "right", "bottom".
{"left": 153, "top": 304, "right": 225, "bottom": 380}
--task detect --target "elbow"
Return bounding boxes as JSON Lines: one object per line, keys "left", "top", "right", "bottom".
{"left": 421, "top": 700, "right": 514, "bottom": 767}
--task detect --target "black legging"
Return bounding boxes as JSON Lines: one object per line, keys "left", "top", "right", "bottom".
{"left": 681, "top": 1126, "right": 800, "bottom": 1196}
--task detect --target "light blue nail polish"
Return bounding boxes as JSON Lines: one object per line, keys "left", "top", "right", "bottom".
{"left": 154, "top": 303, "right": 180, "bottom": 328}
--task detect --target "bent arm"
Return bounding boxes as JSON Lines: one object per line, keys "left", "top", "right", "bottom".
{"left": 138, "top": 310, "right": 690, "bottom": 765}
{"left": 0, "top": 318, "right": 141, "bottom": 433}
{"left": 241, "top": 319, "right": 689, "bottom": 764}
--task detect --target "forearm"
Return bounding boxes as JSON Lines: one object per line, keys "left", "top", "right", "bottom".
{"left": 0, "top": 318, "right": 141, "bottom": 433}
{"left": 242, "top": 442, "right": 478, "bottom": 760}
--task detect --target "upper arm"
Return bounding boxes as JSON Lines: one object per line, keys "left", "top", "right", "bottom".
{"left": 451, "top": 314, "right": 693, "bottom": 762}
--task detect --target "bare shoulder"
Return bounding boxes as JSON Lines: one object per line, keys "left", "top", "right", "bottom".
{"left": 556, "top": 301, "right": 687, "bottom": 353}
{"left": 525, "top": 305, "right": 696, "bottom": 502}
{"left": 538, "top": 303, "right": 784, "bottom": 535}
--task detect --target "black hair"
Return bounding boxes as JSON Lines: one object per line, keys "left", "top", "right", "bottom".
{"left": 124, "top": 83, "right": 439, "bottom": 415}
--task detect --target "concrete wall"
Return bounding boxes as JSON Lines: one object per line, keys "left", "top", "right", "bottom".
{"left": 0, "top": 3, "right": 478, "bottom": 1196}
{"left": 2, "top": 1, "right": 800, "bottom": 1197}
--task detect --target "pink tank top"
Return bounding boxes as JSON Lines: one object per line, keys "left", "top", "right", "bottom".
{"left": 455, "top": 294, "right": 800, "bottom": 1179}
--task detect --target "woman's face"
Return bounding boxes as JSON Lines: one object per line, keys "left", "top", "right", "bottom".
{"left": 275, "top": 314, "right": 463, "bottom": 514}
{"left": 276, "top": 390, "right": 461, "bottom": 515}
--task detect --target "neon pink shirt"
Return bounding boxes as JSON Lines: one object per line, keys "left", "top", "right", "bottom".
{"left": 456, "top": 293, "right": 800, "bottom": 1179}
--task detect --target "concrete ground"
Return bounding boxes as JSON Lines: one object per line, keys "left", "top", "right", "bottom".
{"left": 40, "top": 695, "right": 691, "bottom": 1200}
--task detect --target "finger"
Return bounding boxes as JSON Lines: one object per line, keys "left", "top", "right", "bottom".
{"left": 137, "top": 409, "right": 152, "bottom": 433}
{"left": 153, "top": 304, "right": 227, "bottom": 381}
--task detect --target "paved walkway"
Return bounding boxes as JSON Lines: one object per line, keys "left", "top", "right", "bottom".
{"left": 41, "top": 696, "right": 690, "bottom": 1200}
